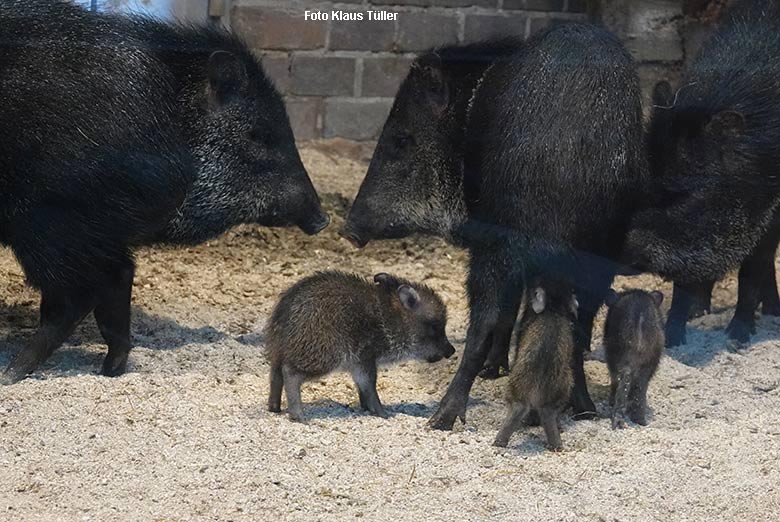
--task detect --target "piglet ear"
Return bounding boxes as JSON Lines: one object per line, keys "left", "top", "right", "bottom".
{"left": 531, "top": 288, "right": 546, "bottom": 314}
{"left": 652, "top": 80, "right": 674, "bottom": 108}
{"left": 604, "top": 289, "right": 619, "bottom": 307}
{"left": 650, "top": 290, "right": 664, "bottom": 307}
{"left": 397, "top": 285, "right": 420, "bottom": 311}
{"left": 207, "top": 51, "right": 246, "bottom": 104}
{"left": 374, "top": 273, "right": 400, "bottom": 288}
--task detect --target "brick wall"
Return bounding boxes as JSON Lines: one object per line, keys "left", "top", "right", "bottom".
{"left": 229, "top": 1, "right": 721, "bottom": 141}
{"left": 231, "top": 1, "right": 589, "bottom": 141}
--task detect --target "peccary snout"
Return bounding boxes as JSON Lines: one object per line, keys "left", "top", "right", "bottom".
{"left": 427, "top": 341, "right": 456, "bottom": 363}
{"left": 298, "top": 206, "right": 330, "bottom": 235}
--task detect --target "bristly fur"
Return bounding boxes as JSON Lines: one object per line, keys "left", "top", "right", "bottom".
{"left": 0, "top": 0, "right": 324, "bottom": 383}
{"left": 265, "top": 271, "right": 454, "bottom": 421}
{"left": 626, "top": 0, "right": 780, "bottom": 282}
{"left": 604, "top": 289, "right": 665, "bottom": 428}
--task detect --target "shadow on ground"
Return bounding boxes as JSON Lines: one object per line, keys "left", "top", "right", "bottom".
{"left": 0, "top": 303, "right": 226, "bottom": 376}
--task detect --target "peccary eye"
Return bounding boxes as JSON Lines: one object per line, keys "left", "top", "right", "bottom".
{"left": 425, "top": 320, "right": 444, "bottom": 338}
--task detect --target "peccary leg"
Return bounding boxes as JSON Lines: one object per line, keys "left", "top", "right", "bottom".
{"left": 493, "top": 403, "right": 529, "bottom": 448}
{"left": 479, "top": 294, "right": 522, "bottom": 380}
{"left": 429, "top": 249, "right": 516, "bottom": 431}
{"left": 352, "top": 363, "right": 388, "bottom": 418}
{"left": 609, "top": 373, "right": 617, "bottom": 408}
{"left": 761, "top": 257, "right": 780, "bottom": 316}
{"left": 94, "top": 263, "right": 134, "bottom": 377}
{"left": 667, "top": 283, "right": 695, "bottom": 347}
{"left": 268, "top": 362, "right": 284, "bottom": 413}
{"left": 572, "top": 259, "right": 614, "bottom": 419}
{"left": 571, "top": 309, "right": 597, "bottom": 419}
{"left": 1, "top": 286, "right": 95, "bottom": 385}
{"left": 628, "top": 370, "right": 651, "bottom": 426}
{"left": 539, "top": 407, "right": 562, "bottom": 451}
{"left": 688, "top": 280, "right": 715, "bottom": 319}
{"left": 611, "top": 370, "right": 632, "bottom": 430}
{"left": 760, "top": 231, "right": 780, "bottom": 316}
{"left": 282, "top": 366, "right": 306, "bottom": 423}
{"left": 726, "top": 231, "right": 778, "bottom": 343}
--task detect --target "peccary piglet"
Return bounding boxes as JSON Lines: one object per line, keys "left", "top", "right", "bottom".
{"left": 266, "top": 271, "right": 455, "bottom": 423}
{"left": 603, "top": 289, "right": 665, "bottom": 429}
{"left": 494, "top": 283, "right": 577, "bottom": 451}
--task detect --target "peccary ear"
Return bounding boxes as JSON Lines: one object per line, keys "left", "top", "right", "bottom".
{"left": 570, "top": 295, "right": 579, "bottom": 317}
{"left": 705, "top": 110, "right": 745, "bottom": 137}
{"left": 652, "top": 81, "right": 674, "bottom": 108}
{"left": 650, "top": 290, "right": 664, "bottom": 307}
{"left": 604, "top": 289, "right": 619, "bottom": 307}
{"left": 531, "top": 288, "right": 546, "bottom": 314}
{"left": 416, "top": 54, "right": 449, "bottom": 115}
{"left": 397, "top": 285, "right": 420, "bottom": 311}
{"left": 374, "top": 273, "right": 400, "bottom": 288}
{"left": 207, "top": 51, "right": 246, "bottom": 104}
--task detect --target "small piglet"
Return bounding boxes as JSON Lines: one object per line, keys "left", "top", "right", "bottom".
{"left": 603, "top": 289, "right": 665, "bottom": 429}
{"left": 494, "top": 282, "right": 577, "bottom": 451}
{"left": 266, "top": 271, "right": 455, "bottom": 422}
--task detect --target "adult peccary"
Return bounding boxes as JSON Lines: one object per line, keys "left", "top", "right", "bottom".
{"left": 0, "top": 0, "right": 328, "bottom": 383}
{"left": 266, "top": 271, "right": 455, "bottom": 422}
{"left": 493, "top": 281, "right": 577, "bottom": 451}
{"left": 341, "top": 24, "right": 646, "bottom": 430}
{"left": 624, "top": 0, "right": 780, "bottom": 346}
{"left": 603, "top": 289, "right": 665, "bottom": 429}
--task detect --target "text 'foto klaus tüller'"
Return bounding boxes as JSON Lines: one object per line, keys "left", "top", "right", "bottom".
{"left": 304, "top": 11, "right": 399, "bottom": 21}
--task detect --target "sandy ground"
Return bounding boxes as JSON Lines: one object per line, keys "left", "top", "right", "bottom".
{"left": 1, "top": 140, "right": 779, "bottom": 521}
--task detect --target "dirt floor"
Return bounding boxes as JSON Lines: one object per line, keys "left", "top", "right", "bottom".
{"left": 1, "top": 140, "right": 779, "bottom": 521}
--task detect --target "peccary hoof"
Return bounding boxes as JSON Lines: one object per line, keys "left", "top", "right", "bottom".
{"left": 288, "top": 412, "right": 307, "bottom": 424}
{"left": 611, "top": 414, "right": 628, "bottom": 430}
{"left": 688, "top": 306, "right": 710, "bottom": 320}
{"left": 101, "top": 354, "right": 129, "bottom": 378}
{"left": 1, "top": 354, "right": 39, "bottom": 385}
{"left": 478, "top": 365, "right": 507, "bottom": 380}
{"left": 0, "top": 369, "right": 26, "bottom": 386}
{"left": 428, "top": 402, "right": 466, "bottom": 431}
{"left": 571, "top": 393, "right": 597, "bottom": 420}
{"left": 762, "top": 303, "right": 780, "bottom": 317}
{"left": 665, "top": 322, "right": 687, "bottom": 347}
{"left": 493, "top": 436, "right": 509, "bottom": 448}
{"left": 725, "top": 318, "right": 752, "bottom": 344}
{"left": 370, "top": 406, "right": 390, "bottom": 419}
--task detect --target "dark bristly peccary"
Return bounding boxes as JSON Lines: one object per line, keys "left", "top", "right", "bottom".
{"left": 266, "top": 271, "right": 455, "bottom": 423}
{"left": 0, "top": 1, "right": 328, "bottom": 384}
{"left": 624, "top": 0, "right": 780, "bottom": 347}
{"left": 341, "top": 24, "right": 646, "bottom": 430}
{"left": 493, "top": 282, "right": 577, "bottom": 451}
{"left": 603, "top": 289, "right": 665, "bottom": 429}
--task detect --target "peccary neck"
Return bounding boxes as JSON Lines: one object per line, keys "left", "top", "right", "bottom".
{"left": 374, "top": 289, "right": 413, "bottom": 359}
{"left": 435, "top": 40, "right": 522, "bottom": 244}
{"left": 125, "top": 20, "right": 262, "bottom": 245}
